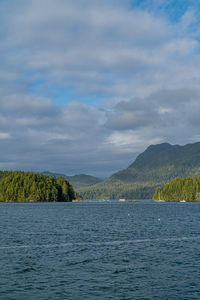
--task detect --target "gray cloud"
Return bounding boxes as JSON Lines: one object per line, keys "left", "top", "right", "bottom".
{"left": 106, "top": 88, "right": 200, "bottom": 131}
{"left": 3, "top": 0, "right": 199, "bottom": 98}
{"left": 105, "top": 87, "right": 200, "bottom": 157}
{"left": 0, "top": 0, "right": 200, "bottom": 177}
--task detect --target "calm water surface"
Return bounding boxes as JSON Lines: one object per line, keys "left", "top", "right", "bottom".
{"left": 1, "top": 201, "right": 200, "bottom": 300}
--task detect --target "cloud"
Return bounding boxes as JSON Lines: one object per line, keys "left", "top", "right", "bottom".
{"left": 105, "top": 87, "right": 200, "bottom": 154}
{"left": 0, "top": 132, "right": 12, "bottom": 140}
{"left": 3, "top": 0, "right": 199, "bottom": 98}
{"left": 107, "top": 87, "right": 200, "bottom": 128}
{"left": 0, "top": 0, "right": 200, "bottom": 176}
{"left": 0, "top": 90, "right": 112, "bottom": 176}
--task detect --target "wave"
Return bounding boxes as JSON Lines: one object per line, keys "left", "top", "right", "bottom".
{"left": 1, "top": 235, "right": 200, "bottom": 250}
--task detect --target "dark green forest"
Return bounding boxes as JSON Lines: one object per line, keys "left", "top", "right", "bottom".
{"left": 153, "top": 177, "right": 200, "bottom": 202}
{"left": 0, "top": 171, "right": 76, "bottom": 202}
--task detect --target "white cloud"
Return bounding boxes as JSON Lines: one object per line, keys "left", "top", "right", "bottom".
{"left": 0, "top": 132, "right": 12, "bottom": 140}
{"left": 3, "top": 0, "right": 199, "bottom": 98}
{"left": 0, "top": 0, "right": 200, "bottom": 176}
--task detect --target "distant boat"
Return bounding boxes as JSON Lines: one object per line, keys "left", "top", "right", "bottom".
{"left": 100, "top": 199, "right": 110, "bottom": 202}
{"left": 119, "top": 199, "right": 126, "bottom": 202}
{"left": 180, "top": 200, "right": 186, "bottom": 202}
{"left": 157, "top": 191, "right": 164, "bottom": 202}
{"left": 72, "top": 199, "right": 83, "bottom": 202}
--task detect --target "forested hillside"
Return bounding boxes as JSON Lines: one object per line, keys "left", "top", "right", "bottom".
{"left": 79, "top": 142, "right": 200, "bottom": 200}
{"left": 153, "top": 177, "right": 200, "bottom": 202}
{"left": 0, "top": 171, "right": 76, "bottom": 202}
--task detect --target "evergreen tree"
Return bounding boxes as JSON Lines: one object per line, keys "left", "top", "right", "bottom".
{"left": 153, "top": 177, "right": 200, "bottom": 202}
{"left": 0, "top": 171, "right": 76, "bottom": 202}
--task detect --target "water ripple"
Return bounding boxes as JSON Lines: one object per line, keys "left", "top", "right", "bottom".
{"left": 1, "top": 235, "right": 200, "bottom": 250}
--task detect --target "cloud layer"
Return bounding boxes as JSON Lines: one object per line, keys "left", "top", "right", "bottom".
{"left": 1, "top": 0, "right": 200, "bottom": 177}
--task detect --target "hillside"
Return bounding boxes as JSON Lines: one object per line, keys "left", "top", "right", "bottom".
{"left": 0, "top": 171, "right": 76, "bottom": 202}
{"left": 43, "top": 171, "right": 102, "bottom": 189}
{"left": 79, "top": 142, "right": 200, "bottom": 200}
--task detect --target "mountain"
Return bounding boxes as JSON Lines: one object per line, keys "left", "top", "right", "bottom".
{"left": 43, "top": 171, "right": 102, "bottom": 189}
{"left": 79, "top": 142, "right": 200, "bottom": 200}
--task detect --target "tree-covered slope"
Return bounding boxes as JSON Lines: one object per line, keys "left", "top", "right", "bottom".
{"left": 153, "top": 177, "right": 200, "bottom": 202}
{"left": 79, "top": 142, "right": 200, "bottom": 200}
{"left": 0, "top": 171, "right": 76, "bottom": 202}
{"left": 43, "top": 171, "right": 102, "bottom": 189}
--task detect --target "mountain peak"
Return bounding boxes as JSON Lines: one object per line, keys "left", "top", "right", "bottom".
{"left": 147, "top": 142, "right": 172, "bottom": 150}
{"left": 129, "top": 142, "right": 173, "bottom": 169}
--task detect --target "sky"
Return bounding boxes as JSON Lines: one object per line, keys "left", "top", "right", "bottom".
{"left": 1, "top": 0, "right": 200, "bottom": 178}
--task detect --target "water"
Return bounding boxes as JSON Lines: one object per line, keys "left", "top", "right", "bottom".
{"left": 1, "top": 201, "right": 200, "bottom": 300}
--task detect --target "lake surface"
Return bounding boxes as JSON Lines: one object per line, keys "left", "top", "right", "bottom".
{"left": 1, "top": 201, "right": 200, "bottom": 300}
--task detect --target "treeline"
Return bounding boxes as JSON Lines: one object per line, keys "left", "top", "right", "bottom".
{"left": 153, "top": 177, "right": 200, "bottom": 202}
{"left": 0, "top": 171, "right": 76, "bottom": 202}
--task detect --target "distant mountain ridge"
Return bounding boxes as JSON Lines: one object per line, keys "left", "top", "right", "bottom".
{"left": 43, "top": 171, "right": 102, "bottom": 189}
{"left": 80, "top": 142, "right": 200, "bottom": 200}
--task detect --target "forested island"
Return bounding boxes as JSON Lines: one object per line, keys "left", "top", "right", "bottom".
{"left": 153, "top": 177, "right": 200, "bottom": 202}
{"left": 0, "top": 171, "right": 76, "bottom": 202}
